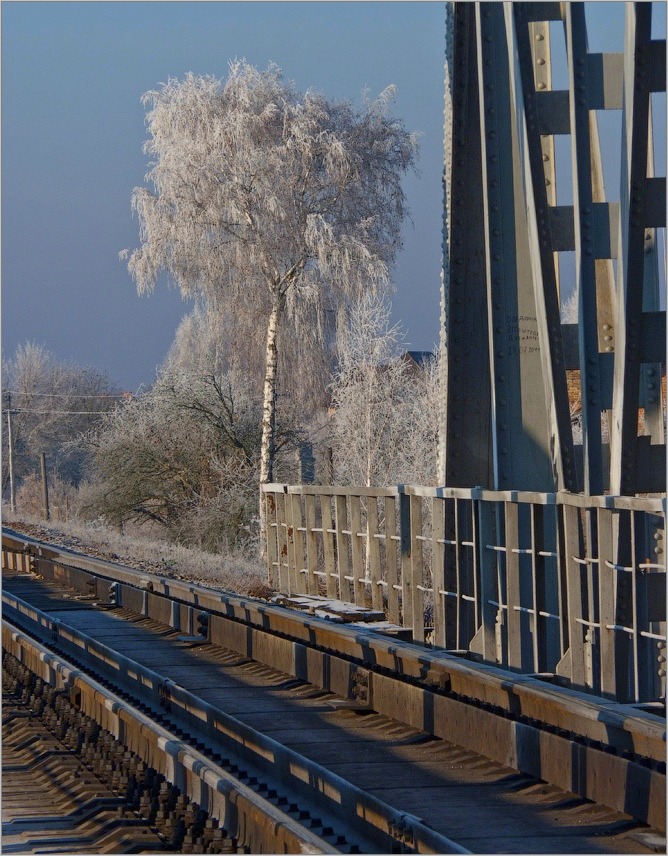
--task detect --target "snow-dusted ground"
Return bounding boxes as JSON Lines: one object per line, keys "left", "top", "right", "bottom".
{"left": 2, "top": 513, "right": 270, "bottom": 598}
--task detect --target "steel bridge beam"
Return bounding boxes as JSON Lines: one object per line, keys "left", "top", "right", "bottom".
{"left": 441, "top": 1, "right": 666, "bottom": 497}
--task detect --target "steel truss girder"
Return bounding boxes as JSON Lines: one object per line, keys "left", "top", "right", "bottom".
{"left": 441, "top": 1, "right": 666, "bottom": 497}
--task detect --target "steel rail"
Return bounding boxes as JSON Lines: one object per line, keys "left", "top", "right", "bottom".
{"left": 4, "top": 528, "right": 663, "bottom": 756}
{"left": 3, "top": 528, "right": 666, "bottom": 832}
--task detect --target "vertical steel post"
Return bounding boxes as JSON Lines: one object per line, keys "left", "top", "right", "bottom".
{"left": 610, "top": 4, "right": 661, "bottom": 495}
{"left": 513, "top": 7, "right": 579, "bottom": 492}
{"left": 398, "top": 488, "right": 413, "bottom": 632}
{"left": 367, "top": 497, "right": 383, "bottom": 611}
{"left": 470, "top": 493, "right": 500, "bottom": 662}
{"left": 265, "top": 489, "right": 280, "bottom": 590}
{"left": 304, "top": 493, "right": 318, "bottom": 596}
{"left": 320, "top": 494, "right": 338, "bottom": 599}
{"left": 442, "top": 3, "right": 494, "bottom": 489}
{"left": 639, "top": 101, "right": 665, "bottom": 449}
{"left": 431, "top": 494, "right": 447, "bottom": 648}
{"left": 565, "top": 3, "right": 605, "bottom": 495}
{"left": 478, "top": 3, "right": 555, "bottom": 492}
{"left": 384, "top": 495, "right": 401, "bottom": 625}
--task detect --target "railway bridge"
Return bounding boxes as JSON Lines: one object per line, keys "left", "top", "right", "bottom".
{"left": 264, "top": 0, "right": 666, "bottom": 708}
{"left": 260, "top": 0, "right": 667, "bottom": 842}
{"left": 2, "top": 2, "right": 666, "bottom": 853}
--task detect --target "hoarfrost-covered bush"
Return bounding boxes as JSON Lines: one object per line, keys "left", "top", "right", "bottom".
{"left": 330, "top": 295, "right": 439, "bottom": 487}
{"left": 2, "top": 342, "right": 118, "bottom": 503}
{"left": 13, "top": 472, "right": 84, "bottom": 523}
{"left": 86, "top": 366, "right": 263, "bottom": 551}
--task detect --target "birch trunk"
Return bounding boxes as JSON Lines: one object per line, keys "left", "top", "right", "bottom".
{"left": 259, "top": 300, "right": 281, "bottom": 555}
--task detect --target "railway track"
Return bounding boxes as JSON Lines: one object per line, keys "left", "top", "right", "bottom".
{"left": 2, "top": 528, "right": 666, "bottom": 854}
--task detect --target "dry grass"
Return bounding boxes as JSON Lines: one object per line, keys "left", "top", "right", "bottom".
{"left": 2, "top": 508, "right": 267, "bottom": 596}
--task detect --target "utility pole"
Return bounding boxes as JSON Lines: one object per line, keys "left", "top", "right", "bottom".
{"left": 5, "top": 392, "right": 15, "bottom": 513}
{"left": 40, "top": 451, "right": 50, "bottom": 521}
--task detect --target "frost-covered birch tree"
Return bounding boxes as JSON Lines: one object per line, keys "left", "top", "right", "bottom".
{"left": 122, "top": 62, "right": 418, "bottom": 538}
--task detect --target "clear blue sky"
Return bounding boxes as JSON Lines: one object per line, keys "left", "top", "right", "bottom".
{"left": 2, "top": 1, "right": 446, "bottom": 390}
{"left": 2, "top": 2, "right": 665, "bottom": 391}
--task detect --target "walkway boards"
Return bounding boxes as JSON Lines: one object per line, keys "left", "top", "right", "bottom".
{"left": 2, "top": 572, "right": 661, "bottom": 855}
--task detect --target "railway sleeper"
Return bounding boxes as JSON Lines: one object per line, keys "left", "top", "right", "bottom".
{"left": 4, "top": 650, "right": 260, "bottom": 854}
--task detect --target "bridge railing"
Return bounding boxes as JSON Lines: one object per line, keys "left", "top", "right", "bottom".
{"left": 263, "top": 484, "right": 666, "bottom": 704}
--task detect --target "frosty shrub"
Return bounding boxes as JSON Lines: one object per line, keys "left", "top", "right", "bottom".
{"left": 2, "top": 343, "right": 118, "bottom": 504}
{"left": 87, "top": 365, "right": 271, "bottom": 551}
{"left": 330, "top": 295, "right": 439, "bottom": 487}
{"left": 14, "top": 471, "right": 83, "bottom": 523}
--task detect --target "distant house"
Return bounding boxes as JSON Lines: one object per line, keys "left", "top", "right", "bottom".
{"left": 400, "top": 350, "right": 434, "bottom": 374}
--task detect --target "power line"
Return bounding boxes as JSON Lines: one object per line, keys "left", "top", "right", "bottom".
{"left": 3, "top": 390, "right": 128, "bottom": 399}
{"left": 1, "top": 408, "right": 113, "bottom": 415}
